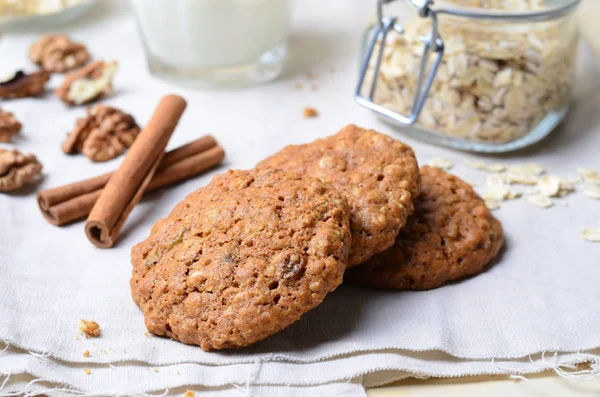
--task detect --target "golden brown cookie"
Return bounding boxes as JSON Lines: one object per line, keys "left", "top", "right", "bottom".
{"left": 257, "top": 125, "right": 420, "bottom": 267}
{"left": 345, "top": 166, "right": 504, "bottom": 290}
{"left": 131, "top": 168, "right": 351, "bottom": 350}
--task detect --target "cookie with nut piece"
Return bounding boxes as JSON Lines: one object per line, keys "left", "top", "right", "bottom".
{"left": 29, "top": 35, "right": 90, "bottom": 73}
{"left": 0, "top": 70, "right": 50, "bottom": 100}
{"left": 131, "top": 168, "right": 351, "bottom": 350}
{"left": 345, "top": 166, "right": 504, "bottom": 290}
{"left": 62, "top": 105, "right": 140, "bottom": 162}
{"left": 0, "top": 148, "right": 43, "bottom": 192}
{"left": 258, "top": 125, "right": 420, "bottom": 266}
{"left": 0, "top": 108, "right": 22, "bottom": 142}
{"left": 56, "top": 60, "right": 118, "bottom": 106}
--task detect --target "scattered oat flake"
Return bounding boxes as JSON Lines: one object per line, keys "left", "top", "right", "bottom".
{"left": 83, "top": 350, "right": 90, "bottom": 358}
{"left": 303, "top": 107, "right": 319, "bottom": 118}
{"left": 577, "top": 166, "right": 598, "bottom": 178}
{"left": 502, "top": 171, "right": 538, "bottom": 185}
{"left": 294, "top": 82, "right": 303, "bottom": 90}
{"left": 485, "top": 200, "right": 500, "bottom": 210}
{"left": 329, "top": 67, "right": 336, "bottom": 74}
{"left": 79, "top": 320, "right": 100, "bottom": 338}
{"left": 538, "top": 176, "right": 561, "bottom": 197}
{"left": 584, "top": 186, "right": 600, "bottom": 200}
{"left": 582, "top": 228, "right": 600, "bottom": 242}
{"left": 585, "top": 174, "right": 600, "bottom": 186}
{"left": 428, "top": 157, "right": 453, "bottom": 170}
{"left": 177, "top": 371, "right": 181, "bottom": 375}
{"left": 486, "top": 163, "right": 505, "bottom": 173}
{"left": 154, "top": 368, "right": 159, "bottom": 373}
{"left": 486, "top": 173, "right": 506, "bottom": 186}
{"left": 84, "top": 368, "right": 91, "bottom": 375}
{"left": 184, "top": 391, "right": 195, "bottom": 397}
{"left": 526, "top": 194, "right": 554, "bottom": 209}
{"left": 508, "top": 163, "right": 545, "bottom": 176}
{"left": 465, "top": 160, "right": 486, "bottom": 170}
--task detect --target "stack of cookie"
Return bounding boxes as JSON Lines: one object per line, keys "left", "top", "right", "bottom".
{"left": 130, "top": 125, "right": 503, "bottom": 351}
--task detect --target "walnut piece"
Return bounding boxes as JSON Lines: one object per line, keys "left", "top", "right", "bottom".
{"left": 79, "top": 319, "right": 101, "bottom": 338}
{"left": 62, "top": 104, "right": 140, "bottom": 162}
{"left": 0, "top": 70, "right": 50, "bottom": 99}
{"left": 0, "top": 148, "right": 43, "bottom": 192}
{"left": 29, "top": 34, "right": 90, "bottom": 73}
{"left": 56, "top": 60, "right": 118, "bottom": 106}
{"left": 0, "top": 108, "right": 22, "bottom": 142}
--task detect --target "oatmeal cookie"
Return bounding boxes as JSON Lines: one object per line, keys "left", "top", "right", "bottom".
{"left": 346, "top": 166, "right": 504, "bottom": 290}
{"left": 257, "top": 125, "right": 420, "bottom": 266}
{"left": 131, "top": 168, "right": 351, "bottom": 350}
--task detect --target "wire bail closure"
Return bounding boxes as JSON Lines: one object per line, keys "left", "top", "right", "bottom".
{"left": 355, "top": 0, "right": 444, "bottom": 125}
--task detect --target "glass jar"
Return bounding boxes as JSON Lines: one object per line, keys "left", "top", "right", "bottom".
{"left": 131, "top": 0, "right": 291, "bottom": 88}
{"left": 356, "top": 0, "right": 581, "bottom": 153}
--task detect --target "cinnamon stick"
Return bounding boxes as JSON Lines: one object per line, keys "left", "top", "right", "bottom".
{"left": 37, "top": 136, "right": 223, "bottom": 226}
{"left": 85, "top": 95, "right": 186, "bottom": 248}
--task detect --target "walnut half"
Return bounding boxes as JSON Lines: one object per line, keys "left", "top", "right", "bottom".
{"left": 56, "top": 60, "right": 118, "bottom": 106}
{"left": 0, "top": 148, "right": 43, "bottom": 192}
{"left": 0, "top": 108, "right": 22, "bottom": 142}
{"left": 0, "top": 70, "right": 50, "bottom": 100}
{"left": 62, "top": 104, "right": 140, "bottom": 162}
{"left": 29, "top": 34, "right": 90, "bottom": 73}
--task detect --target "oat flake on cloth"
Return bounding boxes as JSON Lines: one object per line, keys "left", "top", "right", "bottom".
{"left": 1, "top": 0, "right": 600, "bottom": 396}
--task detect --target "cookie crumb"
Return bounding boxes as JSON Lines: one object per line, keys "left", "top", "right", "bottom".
{"left": 582, "top": 228, "right": 600, "bottom": 242}
{"left": 79, "top": 320, "right": 100, "bottom": 338}
{"left": 144, "top": 331, "right": 150, "bottom": 338}
{"left": 305, "top": 71, "right": 317, "bottom": 80}
{"left": 84, "top": 368, "right": 91, "bottom": 375}
{"left": 82, "top": 350, "right": 90, "bottom": 358}
{"left": 329, "top": 67, "right": 336, "bottom": 74}
{"left": 311, "top": 84, "right": 319, "bottom": 91}
{"left": 184, "top": 391, "right": 195, "bottom": 397}
{"left": 294, "top": 82, "right": 303, "bottom": 90}
{"left": 526, "top": 194, "right": 554, "bottom": 209}
{"left": 428, "top": 157, "right": 453, "bottom": 170}
{"left": 303, "top": 107, "right": 319, "bottom": 118}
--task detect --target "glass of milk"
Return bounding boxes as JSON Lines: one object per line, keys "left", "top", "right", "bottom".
{"left": 131, "top": 0, "right": 291, "bottom": 87}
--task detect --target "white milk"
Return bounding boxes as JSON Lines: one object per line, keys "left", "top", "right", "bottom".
{"left": 131, "top": 0, "right": 291, "bottom": 69}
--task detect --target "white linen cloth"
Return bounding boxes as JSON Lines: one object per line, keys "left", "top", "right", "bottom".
{"left": 1, "top": 0, "right": 599, "bottom": 395}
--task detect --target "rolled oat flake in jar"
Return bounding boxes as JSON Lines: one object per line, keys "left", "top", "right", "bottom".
{"left": 356, "top": 0, "right": 581, "bottom": 153}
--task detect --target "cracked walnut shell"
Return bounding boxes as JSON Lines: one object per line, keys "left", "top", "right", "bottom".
{"left": 56, "top": 60, "right": 118, "bottom": 106}
{"left": 0, "top": 148, "right": 43, "bottom": 192}
{"left": 0, "top": 70, "right": 50, "bottom": 100}
{"left": 29, "top": 34, "right": 90, "bottom": 73}
{"left": 62, "top": 104, "right": 140, "bottom": 162}
{"left": 0, "top": 108, "right": 22, "bottom": 142}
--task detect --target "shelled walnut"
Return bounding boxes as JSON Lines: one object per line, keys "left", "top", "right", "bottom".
{"left": 56, "top": 60, "right": 118, "bottom": 106}
{"left": 0, "top": 108, "right": 22, "bottom": 142}
{"left": 29, "top": 34, "right": 90, "bottom": 73}
{"left": 0, "top": 70, "right": 50, "bottom": 99}
{"left": 62, "top": 104, "right": 140, "bottom": 162}
{"left": 0, "top": 148, "right": 43, "bottom": 192}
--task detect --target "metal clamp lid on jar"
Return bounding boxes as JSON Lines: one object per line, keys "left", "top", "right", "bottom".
{"left": 355, "top": 0, "right": 581, "bottom": 128}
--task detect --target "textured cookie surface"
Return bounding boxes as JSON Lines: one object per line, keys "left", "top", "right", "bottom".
{"left": 131, "top": 168, "right": 351, "bottom": 350}
{"left": 258, "top": 125, "right": 420, "bottom": 266}
{"left": 345, "top": 166, "right": 504, "bottom": 290}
